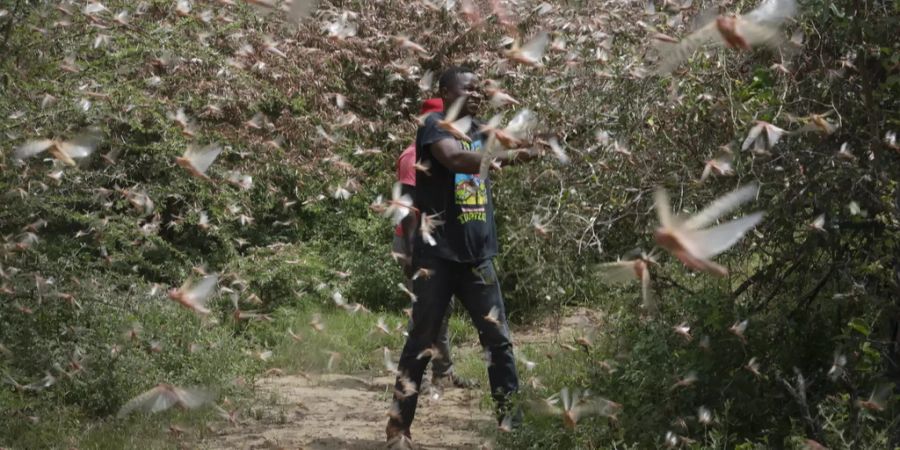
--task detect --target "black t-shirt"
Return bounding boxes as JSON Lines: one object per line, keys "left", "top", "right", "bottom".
{"left": 413, "top": 112, "right": 498, "bottom": 263}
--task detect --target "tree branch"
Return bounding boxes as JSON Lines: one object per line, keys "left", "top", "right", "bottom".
{"left": 779, "top": 369, "right": 826, "bottom": 443}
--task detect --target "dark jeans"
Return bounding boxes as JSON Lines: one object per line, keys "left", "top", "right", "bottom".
{"left": 406, "top": 280, "right": 453, "bottom": 378}
{"left": 395, "top": 236, "right": 454, "bottom": 376}
{"left": 415, "top": 297, "right": 454, "bottom": 377}
{"left": 388, "top": 256, "right": 519, "bottom": 433}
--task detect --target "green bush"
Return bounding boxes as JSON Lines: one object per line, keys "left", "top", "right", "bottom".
{"left": 0, "top": 278, "right": 258, "bottom": 449}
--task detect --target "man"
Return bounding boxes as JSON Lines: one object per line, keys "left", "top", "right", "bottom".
{"left": 386, "top": 66, "right": 536, "bottom": 448}
{"left": 394, "top": 97, "right": 476, "bottom": 390}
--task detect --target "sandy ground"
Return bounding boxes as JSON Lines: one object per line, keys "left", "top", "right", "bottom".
{"left": 202, "top": 371, "right": 494, "bottom": 450}
{"left": 200, "top": 308, "right": 599, "bottom": 450}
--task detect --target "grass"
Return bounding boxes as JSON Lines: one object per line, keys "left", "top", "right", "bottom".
{"left": 269, "top": 306, "right": 407, "bottom": 373}
{"left": 266, "top": 303, "right": 493, "bottom": 375}
{"left": 3, "top": 402, "right": 229, "bottom": 450}
{"left": 73, "top": 409, "right": 221, "bottom": 450}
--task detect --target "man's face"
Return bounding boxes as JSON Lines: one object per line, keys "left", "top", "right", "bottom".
{"left": 445, "top": 72, "right": 482, "bottom": 117}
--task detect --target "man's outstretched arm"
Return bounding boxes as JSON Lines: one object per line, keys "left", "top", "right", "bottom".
{"left": 430, "top": 138, "right": 535, "bottom": 174}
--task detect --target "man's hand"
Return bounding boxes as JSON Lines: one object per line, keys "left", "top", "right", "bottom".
{"left": 498, "top": 148, "right": 541, "bottom": 166}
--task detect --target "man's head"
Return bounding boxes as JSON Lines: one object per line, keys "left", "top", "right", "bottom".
{"left": 438, "top": 66, "right": 482, "bottom": 117}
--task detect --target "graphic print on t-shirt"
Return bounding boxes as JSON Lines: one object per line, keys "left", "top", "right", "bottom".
{"left": 453, "top": 139, "right": 487, "bottom": 224}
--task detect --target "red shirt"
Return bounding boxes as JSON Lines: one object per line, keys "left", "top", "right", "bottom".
{"left": 397, "top": 144, "right": 416, "bottom": 186}
{"left": 395, "top": 98, "right": 442, "bottom": 238}
{"left": 395, "top": 144, "right": 416, "bottom": 236}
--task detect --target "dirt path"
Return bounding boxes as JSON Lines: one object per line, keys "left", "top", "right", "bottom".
{"left": 201, "top": 308, "right": 598, "bottom": 450}
{"left": 203, "top": 371, "right": 494, "bottom": 450}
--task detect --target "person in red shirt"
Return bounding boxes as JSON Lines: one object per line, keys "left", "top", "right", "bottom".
{"left": 393, "top": 97, "right": 476, "bottom": 391}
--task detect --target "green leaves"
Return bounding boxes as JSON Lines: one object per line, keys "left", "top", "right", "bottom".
{"left": 847, "top": 317, "right": 871, "bottom": 337}
{"left": 829, "top": 2, "right": 847, "bottom": 19}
